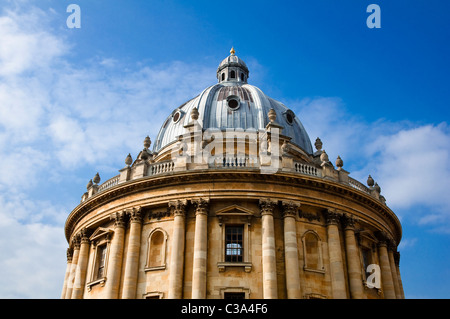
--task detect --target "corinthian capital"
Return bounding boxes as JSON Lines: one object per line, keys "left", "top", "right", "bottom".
{"left": 323, "top": 208, "right": 342, "bottom": 226}
{"left": 128, "top": 206, "right": 143, "bottom": 224}
{"left": 192, "top": 198, "right": 209, "bottom": 216}
{"left": 259, "top": 198, "right": 277, "bottom": 216}
{"left": 281, "top": 200, "right": 300, "bottom": 218}
{"left": 79, "top": 228, "right": 90, "bottom": 244}
{"left": 169, "top": 199, "right": 188, "bottom": 217}
{"left": 111, "top": 210, "right": 127, "bottom": 228}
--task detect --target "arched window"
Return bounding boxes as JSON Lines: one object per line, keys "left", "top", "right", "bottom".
{"left": 222, "top": 73, "right": 225, "bottom": 81}
{"left": 241, "top": 73, "right": 245, "bottom": 81}
{"left": 302, "top": 231, "right": 324, "bottom": 273}
{"left": 230, "top": 70, "right": 235, "bottom": 78}
{"left": 146, "top": 228, "right": 168, "bottom": 271}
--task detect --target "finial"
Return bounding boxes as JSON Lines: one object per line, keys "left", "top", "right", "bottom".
{"left": 86, "top": 179, "right": 93, "bottom": 190}
{"left": 336, "top": 155, "right": 343, "bottom": 168}
{"left": 143, "top": 136, "right": 151, "bottom": 149}
{"left": 268, "top": 108, "right": 276, "bottom": 122}
{"left": 367, "top": 175, "right": 374, "bottom": 187}
{"left": 93, "top": 172, "right": 101, "bottom": 185}
{"left": 320, "top": 150, "right": 329, "bottom": 163}
{"left": 191, "top": 107, "right": 199, "bottom": 121}
{"left": 125, "top": 153, "right": 132, "bottom": 166}
{"left": 314, "top": 137, "right": 323, "bottom": 152}
{"left": 230, "top": 47, "right": 235, "bottom": 56}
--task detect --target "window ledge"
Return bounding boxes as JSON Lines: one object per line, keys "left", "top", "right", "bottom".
{"left": 145, "top": 265, "right": 166, "bottom": 272}
{"left": 86, "top": 277, "right": 106, "bottom": 291}
{"left": 304, "top": 267, "right": 325, "bottom": 274}
{"left": 217, "top": 262, "right": 252, "bottom": 273}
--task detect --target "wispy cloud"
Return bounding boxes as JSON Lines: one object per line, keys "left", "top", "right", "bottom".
{"left": 0, "top": 4, "right": 214, "bottom": 298}
{"left": 293, "top": 97, "right": 450, "bottom": 233}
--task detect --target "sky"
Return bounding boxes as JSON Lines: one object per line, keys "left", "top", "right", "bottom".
{"left": 0, "top": 0, "right": 449, "bottom": 298}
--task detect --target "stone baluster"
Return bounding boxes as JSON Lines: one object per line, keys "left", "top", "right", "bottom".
{"left": 191, "top": 198, "right": 209, "bottom": 299}
{"left": 282, "top": 201, "right": 302, "bottom": 299}
{"left": 122, "top": 207, "right": 143, "bottom": 299}
{"left": 259, "top": 198, "right": 278, "bottom": 299}
{"left": 324, "top": 209, "right": 347, "bottom": 299}
{"left": 168, "top": 200, "right": 188, "bottom": 299}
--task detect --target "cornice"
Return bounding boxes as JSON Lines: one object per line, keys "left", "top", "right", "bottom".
{"left": 65, "top": 170, "right": 402, "bottom": 244}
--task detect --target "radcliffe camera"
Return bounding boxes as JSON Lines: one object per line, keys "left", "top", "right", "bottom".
{"left": 1, "top": 1, "right": 448, "bottom": 303}
{"left": 62, "top": 48, "right": 403, "bottom": 300}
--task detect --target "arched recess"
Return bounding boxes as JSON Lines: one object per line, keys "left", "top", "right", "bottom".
{"left": 145, "top": 228, "right": 168, "bottom": 271}
{"left": 302, "top": 230, "right": 325, "bottom": 273}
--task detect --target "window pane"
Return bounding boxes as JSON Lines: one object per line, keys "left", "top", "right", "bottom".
{"left": 225, "top": 226, "right": 243, "bottom": 262}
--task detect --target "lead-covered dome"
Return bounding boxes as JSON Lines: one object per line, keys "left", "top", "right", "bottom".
{"left": 153, "top": 49, "right": 313, "bottom": 154}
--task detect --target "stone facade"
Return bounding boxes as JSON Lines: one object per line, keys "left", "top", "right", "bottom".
{"left": 62, "top": 50, "right": 404, "bottom": 299}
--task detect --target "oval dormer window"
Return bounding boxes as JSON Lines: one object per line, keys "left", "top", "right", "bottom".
{"left": 227, "top": 95, "right": 240, "bottom": 110}
{"left": 284, "top": 109, "right": 295, "bottom": 125}
{"left": 172, "top": 110, "right": 182, "bottom": 123}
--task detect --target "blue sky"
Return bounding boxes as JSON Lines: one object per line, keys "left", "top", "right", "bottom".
{"left": 0, "top": 0, "right": 449, "bottom": 298}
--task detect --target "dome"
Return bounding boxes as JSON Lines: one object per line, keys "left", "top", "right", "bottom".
{"left": 153, "top": 49, "right": 313, "bottom": 154}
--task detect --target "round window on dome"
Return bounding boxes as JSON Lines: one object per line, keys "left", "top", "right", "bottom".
{"left": 226, "top": 95, "right": 240, "bottom": 110}
{"left": 172, "top": 110, "right": 182, "bottom": 123}
{"left": 284, "top": 110, "right": 295, "bottom": 125}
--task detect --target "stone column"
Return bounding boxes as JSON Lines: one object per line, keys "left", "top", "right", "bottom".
{"left": 61, "top": 248, "right": 72, "bottom": 299}
{"left": 168, "top": 200, "right": 187, "bottom": 299}
{"left": 324, "top": 209, "right": 347, "bottom": 299}
{"left": 388, "top": 244, "right": 401, "bottom": 299}
{"left": 72, "top": 229, "right": 90, "bottom": 299}
{"left": 282, "top": 201, "right": 302, "bottom": 299}
{"left": 64, "top": 237, "right": 80, "bottom": 299}
{"left": 259, "top": 198, "right": 278, "bottom": 299}
{"left": 376, "top": 232, "right": 396, "bottom": 299}
{"left": 122, "top": 207, "right": 143, "bottom": 299}
{"left": 191, "top": 198, "right": 209, "bottom": 299}
{"left": 104, "top": 211, "right": 127, "bottom": 299}
{"left": 343, "top": 215, "right": 364, "bottom": 299}
{"left": 394, "top": 252, "right": 405, "bottom": 299}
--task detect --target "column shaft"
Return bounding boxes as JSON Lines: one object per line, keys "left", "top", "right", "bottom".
{"left": 344, "top": 219, "right": 364, "bottom": 299}
{"left": 284, "top": 215, "right": 301, "bottom": 298}
{"left": 191, "top": 199, "right": 209, "bottom": 299}
{"left": 65, "top": 241, "right": 80, "bottom": 299}
{"left": 61, "top": 249, "right": 72, "bottom": 299}
{"left": 388, "top": 248, "right": 401, "bottom": 299}
{"left": 122, "top": 209, "right": 143, "bottom": 299}
{"left": 72, "top": 232, "right": 90, "bottom": 299}
{"left": 168, "top": 200, "right": 187, "bottom": 299}
{"left": 282, "top": 201, "right": 301, "bottom": 299}
{"left": 260, "top": 199, "right": 278, "bottom": 299}
{"left": 325, "top": 210, "right": 347, "bottom": 299}
{"left": 104, "top": 211, "right": 126, "bottom": 299}
{"left": 378, "top": 243, "right": 396, "bottom": 299}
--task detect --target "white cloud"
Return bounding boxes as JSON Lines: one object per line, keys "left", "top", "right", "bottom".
{"left": 295, "top": 97, "right": 450, "bottom": 232}
{"left": 0, "top": 3, "right": 216, "bottom": 298}
{"left": 0, "top": 7, "right": 65, "bottom": 77}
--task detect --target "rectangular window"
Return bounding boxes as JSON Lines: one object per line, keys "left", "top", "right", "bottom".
{"left": 225, "top": 225, "right": 243, "bottom": 262}
{"left": 96, "top": 244, "right": 107, "bottom": 279}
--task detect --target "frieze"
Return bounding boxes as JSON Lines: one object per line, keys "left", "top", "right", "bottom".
{"left": 65, "top": 170, "right": 401, "bottom": 245}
